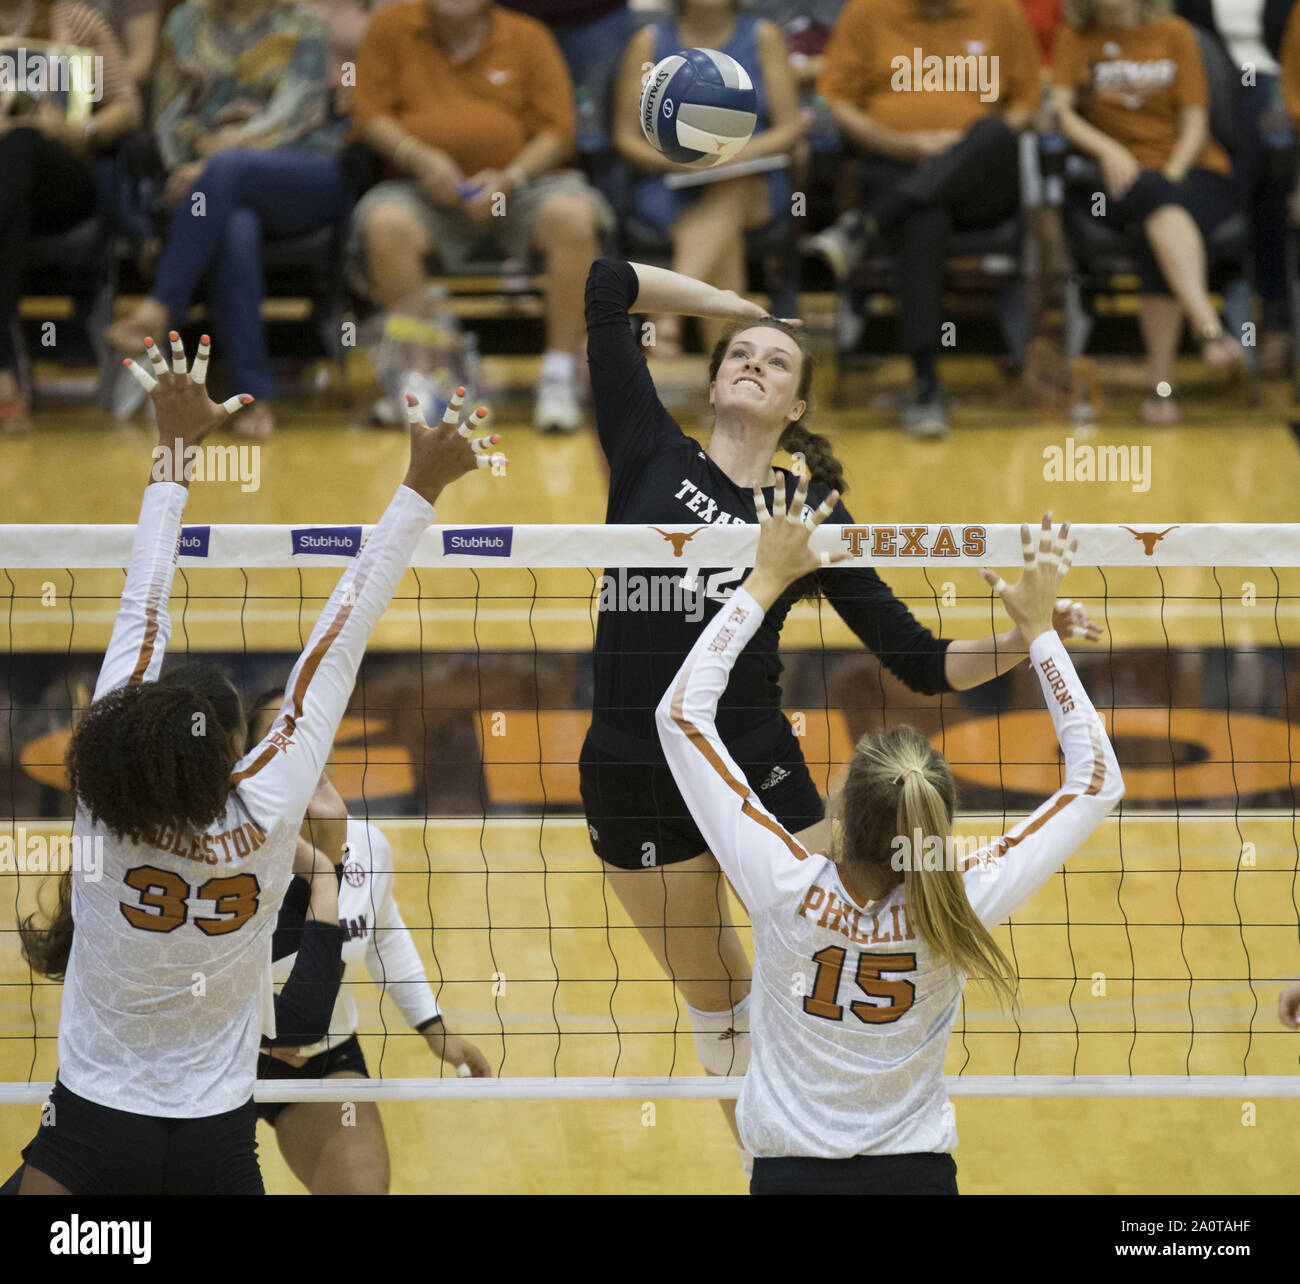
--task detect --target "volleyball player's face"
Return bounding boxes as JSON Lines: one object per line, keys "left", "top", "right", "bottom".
{"left": 710, "top": 330, "right": 805, "bottom": 426}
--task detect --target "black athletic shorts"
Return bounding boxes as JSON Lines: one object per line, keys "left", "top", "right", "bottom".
{"left": 579, "top": 722, "right": 826, "bottom": 870}
{"left": 750, "top": 1151, "right": 958, "bottom": 1196}
{"left": 255, "top": 1033, "right": 369, "bottom": 1126}
{"left": 21, "top": 1077, "right": 263, "bottom": 1195}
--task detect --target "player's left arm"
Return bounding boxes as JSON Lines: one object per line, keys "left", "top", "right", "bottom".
{"left": 358, "top": 823, "right": 492, "bottom": 1077}
{"left": 93, "top": 334, "right": 251, "bottom": 701}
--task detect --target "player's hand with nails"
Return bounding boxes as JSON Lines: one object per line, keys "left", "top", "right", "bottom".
{"left": 981, "top": 514, "right": 1087, "bottom": 646}
{"left": 123, "top": 332, "right": 253, "bottom": 474}
{"left": 744, "top": 474, "right": 850, "bottom": 611}
{"left": 401, "top": 386, "right": 506, "bottom": 507}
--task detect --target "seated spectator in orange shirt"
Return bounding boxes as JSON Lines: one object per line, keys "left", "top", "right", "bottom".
{"left": 1053, "top": 0, "right": 1244, "bottom": 425}
{"left": 349, "top": 0, "right": 615, "bottom": 433}
{"left": 807, "top": 0, "right": 1040, "bottom": 439}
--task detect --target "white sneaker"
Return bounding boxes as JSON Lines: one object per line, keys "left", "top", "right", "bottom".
{"left": 533, "top": 372, "right": 582, "bottom": 434}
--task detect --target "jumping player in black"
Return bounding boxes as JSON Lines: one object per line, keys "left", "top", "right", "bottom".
{"left": 578, "top": 257, "right": 1101, "bottom": 1162}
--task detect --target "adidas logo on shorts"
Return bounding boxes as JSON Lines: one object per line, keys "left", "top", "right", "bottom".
{"left": 760, "top": 765, "right": 789, "bottom": 791}
{"left": 588, "top": 823, "right": 600, "bottom": 845}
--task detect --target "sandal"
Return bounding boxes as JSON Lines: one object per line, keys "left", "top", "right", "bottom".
{"left": 1200, "top": 320, "right": 1246, "bottom": 371}
{"left": 1141, "top": 382, "right": 1178, "bottom": 426}
{"left": 0, "top": 395, "right": 31, "bottom": 435}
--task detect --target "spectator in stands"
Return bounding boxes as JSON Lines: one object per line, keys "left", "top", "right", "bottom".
{"left": 612, "top": 0, "right": 804, "bottom": 356}
{"left": 1052, "top": 0, "right": 1246, "bottom": 425}
{"left": 808, "top": 0, "right": 1040, "bottom": 438}
{"left": 349, "top": 0, "right": 614, "bottom": 434}
{"left": 103, "top": 0, "right": 343, "bottom": 440}
{"left": 499, "top": 1, "right": 640, "bottom": 129}
{"left": 90, "top": 0, "right": 162, "bottom": 89}
{"left": 312, "top": 0, "right": 398, "bottom": 118}
{"left": 0, "top": 0, "right": 141, "bottom": 435}
{"left": 747, "top": 0, "right": 848, "bottom": 90}
{"left": 1180, "top": 0, "right": 1292, "bottom": 376}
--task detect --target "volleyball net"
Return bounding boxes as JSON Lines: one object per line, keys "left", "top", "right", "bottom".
{"left": 1, "top": 521, "right": 1298, "bottom": 1103}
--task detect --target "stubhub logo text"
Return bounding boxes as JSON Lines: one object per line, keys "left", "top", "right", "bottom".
{"left": 443, "top": 527, "right": 513, "bottom": 557}
{"left": 292, "top": 526, "right": 362, "bottom": 556}
{"left": 179, "top": 526, "right": 210, "bottom": 557}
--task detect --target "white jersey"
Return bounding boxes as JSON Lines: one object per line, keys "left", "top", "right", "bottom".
{"left": 58, "top": 481, "right": 435, "bottom": 1118}
{"left": 271, "top": 816, "right": 440, "bottom": 1055}
{"left": 657, "top": 587, "right": 1124, "bottom": 1160}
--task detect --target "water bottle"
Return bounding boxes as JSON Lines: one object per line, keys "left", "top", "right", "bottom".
{"left": 1260, "top": 79, "right": 1294, "bottom": 186}
{"left": 806, "top": 94, "right": 839, "bottom": 153}
{"left": 1262, "top": 78, "right": 1293, "bottom": 150}
{"left": 576, "top": 85, "right": 608, "bottom": 178}
{"left": 365, "top": 283, "right": 476, "bottom": 427}
{"left": 1036, "top": 87, "right": 1066, "bottom": 208}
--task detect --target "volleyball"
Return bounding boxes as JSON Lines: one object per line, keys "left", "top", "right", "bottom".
{"left": 639, "top": 47, "right": 758, "bottom": 169}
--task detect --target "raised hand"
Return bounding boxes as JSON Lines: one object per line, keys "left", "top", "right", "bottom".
{"left": 981, "top": 514, "right": 1079, "bottom": 643}
{"left": 124, "top": 332, "right": 252, "bottom": 463}
{"left": 402, "top": 387, "right": 507, "bottom": 507}
{"left": 744, "top": 473, "right": 848, "bottom": 610}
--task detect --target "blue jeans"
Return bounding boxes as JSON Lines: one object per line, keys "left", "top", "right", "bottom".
{"left": 152, "top": 149, "right": 344, "bottom": 400}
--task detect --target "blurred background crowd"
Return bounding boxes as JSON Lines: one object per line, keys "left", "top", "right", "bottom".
{"left": 4, "top": 0, "right": 1300, "bottom": 440}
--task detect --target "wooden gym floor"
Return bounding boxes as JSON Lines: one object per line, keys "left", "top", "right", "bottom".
{"left": 1, "top": 345, "right": 1299, "bottom": 1193}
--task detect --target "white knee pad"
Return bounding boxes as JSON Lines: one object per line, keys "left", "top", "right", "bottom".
{"left": 686, "top": 994, "right": 751, "bottom": 1076}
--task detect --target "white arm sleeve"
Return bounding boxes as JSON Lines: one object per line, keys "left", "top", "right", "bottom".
{"left": 656, "top": 588, "right": 816, "bottom": 915}
{"left": 93, "top": 482, "right": 189, "bottom": 701}
{"left": 361, "top": 824, "right": 441, "bottom": 1029}
{"left": 232, "top": 486, "right": 434, "bottom": 828}
{"left": 963, "top": 630, "right": 1125, "bottom": 928}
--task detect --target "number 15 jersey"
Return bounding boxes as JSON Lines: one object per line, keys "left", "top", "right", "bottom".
{"left": 657, "top": 587, "right": 1124, "bottom": 1159}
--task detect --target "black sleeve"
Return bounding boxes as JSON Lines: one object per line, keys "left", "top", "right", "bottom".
{"left": 264, "top": 920, "right": 346, "bottom": 1048}
{"left": 816, "top": 498, "right": 953, "bottom": 696}
{"left": 585, "top": 257, "right": 685, "bottom": 471}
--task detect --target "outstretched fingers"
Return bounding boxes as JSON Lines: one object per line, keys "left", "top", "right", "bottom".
{"left": 220, "top": 394, "right": 255, "bottom": 417}
{"left": 752, "top": 484, "right": 771, "bottom": 524}
{"left": 123, "top": 357, "right": 157, "bottom": 394}
{"left": 169, "top": 330, "right": 187, "bottom": 376}
{"left": 191, "top": 334, "right": 211, "bottom": 386}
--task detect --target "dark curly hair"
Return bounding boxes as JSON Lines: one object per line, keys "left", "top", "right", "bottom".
{"left": 707, "top": 319, "right": 847, "bottom": 495}
{"left": 22, "top": 663, "right": 244, "bottom": 979}
{"left": 66, "top": 662, "right": 244, "bottom": 846}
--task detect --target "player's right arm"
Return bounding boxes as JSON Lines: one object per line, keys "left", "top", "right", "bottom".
{"left": 94, "top": 334, "right": 251, "bottom": 701}
{"left": 235, "top": 394, "right": 506, "bottom": 826}
{"left": 586, "top": 258, "right": 772, "bottom": 471}
{"left": 657, "top": 477, "right": 848, "bottom": 913}
{"left": 962, "top": 520, "right": 1125, "bottom": 926}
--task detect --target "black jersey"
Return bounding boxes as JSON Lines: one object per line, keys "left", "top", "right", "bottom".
{"left": 584, "top": 258, "right": 953, "bottom": 759}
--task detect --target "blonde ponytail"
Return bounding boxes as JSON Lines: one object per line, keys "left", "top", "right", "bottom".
{"left": 837, "top": 727, "right": 1018, "bottom": 1011}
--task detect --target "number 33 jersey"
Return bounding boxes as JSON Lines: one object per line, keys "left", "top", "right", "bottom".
{"left": 58, "top": 480, "right": 434, "bottom": 1119}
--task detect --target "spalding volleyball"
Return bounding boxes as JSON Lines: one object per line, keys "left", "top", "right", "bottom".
{"left": 639, "top": 47, "right": 758, "bottom": 169}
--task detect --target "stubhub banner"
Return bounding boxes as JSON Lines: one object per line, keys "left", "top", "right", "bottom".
{"left": 442, "top": 527, "right": 513, "bottom": 557}
{"left": 179, "top": 526, "right": 210, "bottom": 557}
{"left": 292, "top": 526, "right": 362, "bottom": 557}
